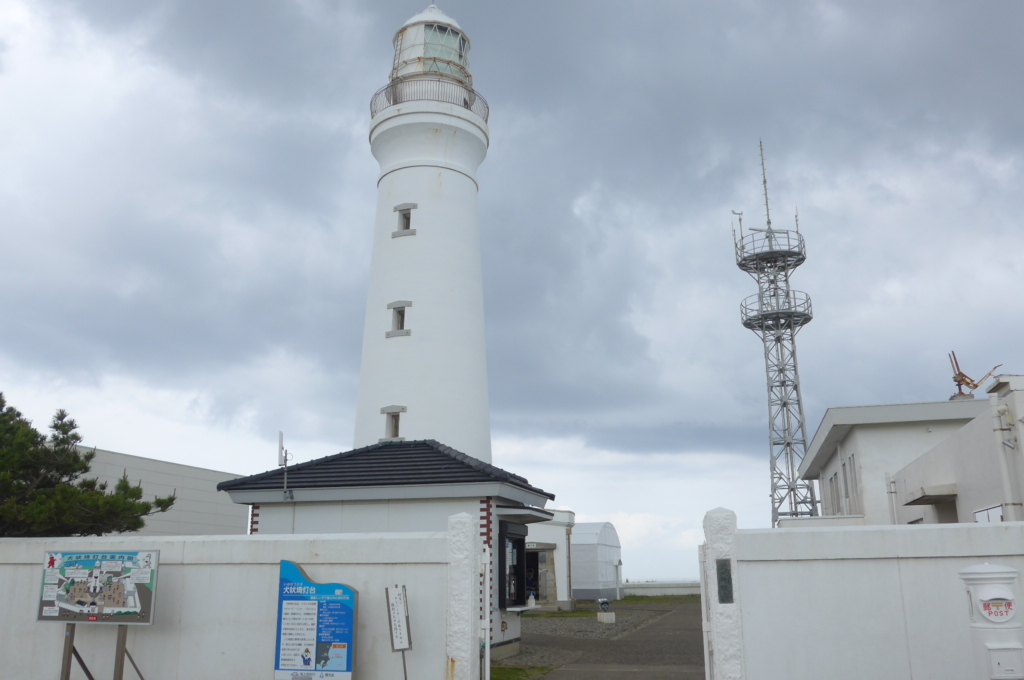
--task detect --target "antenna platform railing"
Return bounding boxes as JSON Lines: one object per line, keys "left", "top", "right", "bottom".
{"left": 735, "top": 230, "right": 806, "bottom": 271}
{"left": 741, "top": 291, "right": 813, "bottom": 330}
{"left": 371, "top": 78, "right": 489, "bottom": 122}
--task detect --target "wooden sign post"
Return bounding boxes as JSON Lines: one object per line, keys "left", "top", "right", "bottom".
{"left": 58, "top": 623, "right": 76, "bottom": 680}
{"left": 385, "top": 585, "right": 412, "bottom": 680}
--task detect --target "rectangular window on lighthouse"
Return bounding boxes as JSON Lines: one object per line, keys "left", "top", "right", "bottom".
{"left": 380, "top": 405, "right": 406, "bottom": 443}
{"left": 386, "top": 301, "right": 412, "bottom": 338}
{"left": 392, "top": 203, "right": 417, "bottom": 238}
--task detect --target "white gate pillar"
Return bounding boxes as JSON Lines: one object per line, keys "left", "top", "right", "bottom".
{"left": 446, "top": 513, "right": 480, "bottom": 680}
{"left": 702, "top": 507, "right": 746, "bottom": 680}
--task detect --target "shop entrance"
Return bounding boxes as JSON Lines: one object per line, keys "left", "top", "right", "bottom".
{"left": 525, "top": 541, "right": 557, "bottom": 602}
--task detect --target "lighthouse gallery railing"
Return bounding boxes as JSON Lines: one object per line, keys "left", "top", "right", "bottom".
{"left": 371, "top": 78, "right": 489, "bottom": 122}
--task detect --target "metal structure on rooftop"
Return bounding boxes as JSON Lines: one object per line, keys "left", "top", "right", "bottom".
{"left": 948, "top": 351, "right": 1002, "bottom": 400}
{"left": 734, "top": 142, "right": 819, "bottom": 526}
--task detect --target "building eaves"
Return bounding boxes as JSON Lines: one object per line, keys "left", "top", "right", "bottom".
{"left": 800, "top": 399, "right": 988, "bottom": 479}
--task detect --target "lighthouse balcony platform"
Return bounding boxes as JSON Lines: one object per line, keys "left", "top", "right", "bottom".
{"left": 371, "top": 77, "right": 489, "bottom": 122}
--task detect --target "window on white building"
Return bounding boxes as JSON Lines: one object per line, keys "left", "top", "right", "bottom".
{"left": 832, "top": 472, "right": 843, "bottom": 515}
{"left": 848, "top": 454, "right": 859, "bottom": 513}
{"left": 975, "top": 506, "right": 1004, "bottom": 523}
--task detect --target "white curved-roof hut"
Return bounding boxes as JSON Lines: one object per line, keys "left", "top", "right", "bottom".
{"left": 570, "top": 522, "right": 623, "bottom": 600}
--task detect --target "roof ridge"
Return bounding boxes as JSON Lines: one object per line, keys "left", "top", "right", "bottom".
{"left": 217, "top": 440, "right": 388, "bottom": 490}
{"left": 425, "top": 440, "right": 532, "bottom": 485}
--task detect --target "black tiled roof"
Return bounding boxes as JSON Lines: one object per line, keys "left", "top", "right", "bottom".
{"left": 217, "top": 439, "right": 554, "bottom": 499}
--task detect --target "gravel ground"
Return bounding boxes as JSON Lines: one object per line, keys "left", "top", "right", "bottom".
{"left": 494, "top": 603, "right": 704, "bottom": 673}
{"left": 493, "top": 645, "right": 582, "bottom": 669}
{"left": 520, "top": 609, "right": 667, "bottom": 640}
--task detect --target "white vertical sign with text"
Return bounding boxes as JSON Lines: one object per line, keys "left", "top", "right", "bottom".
{"left": 386, "top": 585, "right": 412, "bottom": 652}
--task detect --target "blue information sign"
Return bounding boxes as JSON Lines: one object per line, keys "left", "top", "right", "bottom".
{"left": 275, "top": 561, "right": 357, "bottom": 679}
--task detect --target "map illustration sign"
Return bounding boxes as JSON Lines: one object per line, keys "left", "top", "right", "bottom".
{"left": 37, "top": 550, "right": 159, "bottom": 625}
{"left": 275, "top": 561, "right": 357, "bottom": 680}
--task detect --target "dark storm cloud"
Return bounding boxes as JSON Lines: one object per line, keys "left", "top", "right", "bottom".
{"left": 4, "top": 0, "right": 1024, "bottom": 457}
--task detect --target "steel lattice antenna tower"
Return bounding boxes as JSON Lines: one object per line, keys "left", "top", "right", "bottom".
{"left": 733, "top": 142, "right": 819, "bottom": 526}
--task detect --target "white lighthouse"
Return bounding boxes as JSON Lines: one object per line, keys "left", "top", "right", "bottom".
{"left": 353, "top": 5, "right": 493, "bottom": 461}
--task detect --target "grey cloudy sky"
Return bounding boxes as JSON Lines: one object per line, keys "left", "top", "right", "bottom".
{"left": 2, "top": 0, "right": 1023, "bottom": 578}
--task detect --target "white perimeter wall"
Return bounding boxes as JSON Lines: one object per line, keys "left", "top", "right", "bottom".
{"left": 701, "top": 508, "right": 1024, "bottom": 680}
{"left": 89, "top": 448, "right": 248, "bottom": 536}
{"left": 0, "top": 515, "right": 481, "bottom": 680}
{"left": 624, "top": 582, "right": 700, "bottom": 597}
{"left": 254, "top": 497, "right": 526, "bottom": 655}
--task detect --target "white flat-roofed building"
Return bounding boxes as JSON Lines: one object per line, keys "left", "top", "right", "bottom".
{"left": 796, "top": 398, "right": 987, "bottom": 524}
{"left": 794, "top": 375, "right": 1024, "bottom": 527}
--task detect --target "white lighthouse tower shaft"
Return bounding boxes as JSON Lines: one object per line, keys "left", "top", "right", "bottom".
{"left": 354, "top": 6, "right": 493, "bottom": 461}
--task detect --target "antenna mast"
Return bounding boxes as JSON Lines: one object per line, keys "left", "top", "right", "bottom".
{"left": 733, "top": 143, "right": 819, "bottom": 526}
{"left": 279, "top": 431, "right": 294, "bottom": 501}
{"left": 760, "top": 140, "right": 772, "bottom": 230}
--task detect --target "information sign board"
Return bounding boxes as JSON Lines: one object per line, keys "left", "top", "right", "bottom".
{"left": 386, "top": 585, "right": 412, "bottom": 652}
{"left": 275, "top": 560, "right": 357, "bottom": 680}
{"left": 37, "top": 550, "right": 159, "bottom": 625}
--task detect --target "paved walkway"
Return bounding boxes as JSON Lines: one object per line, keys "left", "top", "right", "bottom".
{"left": 526, "top": 602, "right": 705, "bottom": 679}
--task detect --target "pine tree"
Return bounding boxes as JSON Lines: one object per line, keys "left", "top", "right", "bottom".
{"left": 0, "top": 393, "right": 175, "bottom": 537}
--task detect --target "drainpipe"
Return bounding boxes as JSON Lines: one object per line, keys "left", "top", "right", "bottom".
{"left": 990, "top": 394, "right": 1021, "bottom": 522}
{"left": 885, "top": 472, "right": 898, "bottom": 524}
{"left": 483, "top": 541, "right": 491, "bottom": 680}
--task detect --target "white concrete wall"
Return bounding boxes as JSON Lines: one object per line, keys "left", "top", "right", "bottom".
{"left": 256, "top": 497, "right": 480, "bottom": 534}
{"left": 777, "top": 515, "right": 865, "bottom": 528}
{"left": 354, "top": 99, "right": 492, "bottom": 462}
{"left": 701, "top": 508, "right": 1024, "bottom": 680}
{"left": 88, "top": 448, "right": 247, "bottom": 536}
{"left": 0, "top": 517, "right": 480, "bottom": 680}
{"left": 624, "top": 582, "right": 701, "bottom": 596}
{"left": 253, "top": 496, "right": 528, "bottom": 658}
